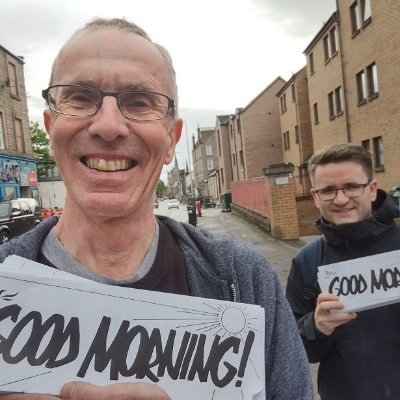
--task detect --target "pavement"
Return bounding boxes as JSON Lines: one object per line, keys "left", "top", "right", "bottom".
{"left": 195, "top": 206, "right": 319, "bottom": 288}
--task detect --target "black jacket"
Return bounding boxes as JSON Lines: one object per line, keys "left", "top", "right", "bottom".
{"left": 286, "top": 190, "right": 400, "bottom": 400}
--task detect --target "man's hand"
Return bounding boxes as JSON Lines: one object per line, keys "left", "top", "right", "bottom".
{"left": 61, "top": 382, "right": 171, "bottom": 400}
{"left": 0, "top": 382, "right": 170, "bottom": 400}
{"left": 314, "top": 293, "right": 357, "bottom": 336}
{"left": 0, "top": 395, "right": 59, "bottom": 399}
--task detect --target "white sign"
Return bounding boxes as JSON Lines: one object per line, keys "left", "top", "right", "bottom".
{"left": 318, "top": 249, "right": 400, "bottom": 313}
{"left": 275, "top": 177, "right": 289, "bottom": 185}
{"left": 0, "top": 256, "right": 265, "bottom": 400}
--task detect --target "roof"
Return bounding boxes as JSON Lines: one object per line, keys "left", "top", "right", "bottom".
{"left": 303, "top": 11, "right": 338, "bottom": 55}
{"left": 238, "top": 76, "right": 287, "bottom": 114}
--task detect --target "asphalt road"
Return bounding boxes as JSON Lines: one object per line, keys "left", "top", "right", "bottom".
{"left": 156, "top": 201, "right": 320, "bottom": 399}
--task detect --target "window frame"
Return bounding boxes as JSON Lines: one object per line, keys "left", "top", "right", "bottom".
{"left": 372, "top": 136, "right": 384, "bottom": 169}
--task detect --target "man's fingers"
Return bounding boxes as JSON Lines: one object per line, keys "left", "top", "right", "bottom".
{"left": 61, "top": 382, "right": 171, "bottom": 400}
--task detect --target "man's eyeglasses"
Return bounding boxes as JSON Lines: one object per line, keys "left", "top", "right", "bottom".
{"left": 314, "top": 182, "right": 371, "bottom": 201}
{"left": 41, "top": 85, "right": 175, "bottom": 121}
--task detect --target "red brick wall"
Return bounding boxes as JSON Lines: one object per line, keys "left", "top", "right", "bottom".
{"left": 231, "top": 177, "right": 270, "bottom": 217}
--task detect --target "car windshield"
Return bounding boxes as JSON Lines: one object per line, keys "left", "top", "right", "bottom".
{"left": 0, "top": 203, "right": 10, "bottom": 218}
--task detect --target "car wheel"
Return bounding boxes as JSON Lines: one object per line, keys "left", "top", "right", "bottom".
{"left": 0, "top": 231, "right": 10, "bottom": 245}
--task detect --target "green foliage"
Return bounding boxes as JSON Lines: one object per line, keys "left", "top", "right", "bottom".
{"left": 156, "top": 179, "right": 167, "bottom": 198}
{"left": 30, "top": 121, "right": 55, "bottom": 177}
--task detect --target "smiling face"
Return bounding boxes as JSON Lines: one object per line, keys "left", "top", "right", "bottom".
{"left": 311, "top": 161, "right": 378, "bottom": 226}
{"left": 44, "top": 28, "right": 182, "bottom": 219}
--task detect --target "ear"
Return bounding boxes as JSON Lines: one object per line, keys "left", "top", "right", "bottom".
{"left": 369, "top": 179, "right": 378, "bottom": 202}
{"left": 164, "top": 118, "right": 183, "bottom": 165}
{"left": 43, "top": 110, "right": 55, "bottom": 158}
{"left": 311, "top": 188, "right": 320, "bottom": 208}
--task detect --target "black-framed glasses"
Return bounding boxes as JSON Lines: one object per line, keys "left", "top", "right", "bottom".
{"left": 314, "top": 182, "right": 371, "bottom": 201}
{"left": 41, "top": 84, "right": 175, "bottom": 121}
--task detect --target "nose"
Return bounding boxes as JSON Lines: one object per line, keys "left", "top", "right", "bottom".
{"left": 87, "top": 96, "right": 129, "bottom": 141}
{"left": 333, "top": 188, "right": 350, "bottom": 204}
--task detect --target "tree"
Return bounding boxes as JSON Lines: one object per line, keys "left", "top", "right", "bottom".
{"left": 156, "top": 179, "right": 167, "bottom": 198}
{"left": 30, "top": 121, "right": 55, "bottom": 178}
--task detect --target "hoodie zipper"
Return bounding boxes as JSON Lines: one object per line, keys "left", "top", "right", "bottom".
{"left": 228, "top": 281, "right": 237, "bottom": 302}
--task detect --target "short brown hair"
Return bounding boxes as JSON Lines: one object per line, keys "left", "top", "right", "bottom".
{"left": 308, "top": 144, "right": 373, "bottom": 181}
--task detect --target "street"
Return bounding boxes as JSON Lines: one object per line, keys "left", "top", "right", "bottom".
{"left": 156, "top": 200, "right": 320, "bottom": 399}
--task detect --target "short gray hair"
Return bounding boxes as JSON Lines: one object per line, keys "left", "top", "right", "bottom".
{"left": 49, "top": 17, "right": 178, "bottom": 110}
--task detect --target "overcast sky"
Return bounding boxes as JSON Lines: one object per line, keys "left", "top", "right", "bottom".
{"left": 1, "top": 0, "right": 336, "bottom": 181}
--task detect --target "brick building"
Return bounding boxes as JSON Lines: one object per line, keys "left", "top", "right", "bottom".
{"left": 192, "top": 127, "right": 217, "bottom": 198}
{"left": 276, "top": 66, "right": 313, "bottom": 196}
{"left": 236, "top": 77, "right": 286, "bottom": 180}
{"left": 305, "top": 0, "right": 400, "bottom": 190}
{"left": 0, "top": 45, "right": 38, "bottom": 202}
{"left": 215, "top": 114, "right": 233, "bottom": 196}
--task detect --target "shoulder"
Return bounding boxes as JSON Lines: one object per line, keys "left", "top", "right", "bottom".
{"left": 0, "top": 216, "right": 58, "bottom": 262}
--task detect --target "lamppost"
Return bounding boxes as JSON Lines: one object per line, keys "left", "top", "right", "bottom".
{"left": 182, "top": 119, "right": 193, "bottom": 196}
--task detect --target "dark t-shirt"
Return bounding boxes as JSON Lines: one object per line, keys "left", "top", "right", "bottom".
{"left": 37, "top": 220, "right": 190, "bottom": 295}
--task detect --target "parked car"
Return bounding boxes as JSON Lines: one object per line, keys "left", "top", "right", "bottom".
{"left": 0, "top": 198, "right": 39, "bottom": 244}
{"left": 17, "top": 197, "right": 42, "bottom": 223}
{"left": 168, "top": 198, "right": 180, "bottom": 210}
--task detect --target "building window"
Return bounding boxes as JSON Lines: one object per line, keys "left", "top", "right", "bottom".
{"left": 361, "top": 139, "right": 371, "bottom": 152}
{"left": 330, "top": 27, "right": 338, "bottom": 55}
{"left": 350, "top": 2, "right": 361, "bottom": 35}
{"left": 221, "top": 168, "right": 224, "bottom": 184}
{"left": 236, "top": 119, "right": 241, "bottom": 135}
{"left": 217, "top": 131, "right": 221, "bottom": 156}
{"left": 239, "top": 150, "right": 244, "bottom": 167}
{"left": 232, "top": 153, "right": 236, "bottom": 166}
{"left": 291, "top": 84, "right": 296, "bottom": 102}
{"left": 357, "top": 63, "right": 378, "bottom": 104}
{"left": 366, "top": 62, "right": 378, "bottom": 97}
{"left": 361, "top": 0, "right": 372, "bottom": 24}
{"left": 283, "top": 131, "right": 290, "bottom": 150}
{"left": 7, "top": 61, "right": 20, "bottom": 98}
{"left": 295, "top": 125, "right": 299, "bottom": 144}
{"left": 373, "top": 136, "right": 384, "bottom": 167}
{"left": 206, "top": 144, "right": 213, "bottom": 156}
{"left": 323, "top": 27, "right": 338, "bottom": 62}
{"left": 280, "top": 93, "right": 287, "bottom": 113}
{"left": 0, "top": 111, "right": 5, "bottom": 149}
{"left": 356, "top": 70, "right": 367, "bottom": 103}
{"left": 323, "top": 35, "right": 330, "bottom": 62}
{"left": 335, "top": 86, "right": 343, "bottom": 114}
{"left": 313, "top": 103, "right": 319, "bottom": 125}
{"left": 328, "top": 92, "right": 335, "bottom": 119}
{"left": 14, "top": 118, "right": 25, "bottom": 153}
{"left": 309, "top": 52, "right": 314, "bottom": 74}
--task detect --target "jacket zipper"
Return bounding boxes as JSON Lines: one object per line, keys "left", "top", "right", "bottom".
{"left": 229, "top": 281, "right": 237, "bottom": 302}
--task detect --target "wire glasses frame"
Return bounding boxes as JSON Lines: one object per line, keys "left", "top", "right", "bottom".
{"left": 314, "top": 182, "right": 371, "bottom": 201}
{"left": 41, "top": 84, "right": 175, "bottom": 121}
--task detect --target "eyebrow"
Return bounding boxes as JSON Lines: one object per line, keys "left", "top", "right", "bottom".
{"left": 67, "top": 80, "right": 157, "bottom": 93}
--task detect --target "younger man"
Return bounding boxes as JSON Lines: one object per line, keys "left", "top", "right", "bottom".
{"left": 286, "top": 144, "right": 400, "bottom": 400}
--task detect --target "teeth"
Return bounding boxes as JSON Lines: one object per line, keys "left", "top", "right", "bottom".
{"left": 84, "top": 158, "right": 132, "bottom": 172}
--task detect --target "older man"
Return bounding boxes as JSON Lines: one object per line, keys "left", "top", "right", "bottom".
{"left": 0, "top": 18, "right": 312, "bottom": 400}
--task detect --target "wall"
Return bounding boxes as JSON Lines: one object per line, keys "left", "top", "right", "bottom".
{"left": 38, "top": 180, "right": 66, "bottom": 209}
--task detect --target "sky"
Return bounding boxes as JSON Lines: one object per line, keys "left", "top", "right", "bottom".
{"left": 1, "top": 0, "right": 336, "bottom": 182}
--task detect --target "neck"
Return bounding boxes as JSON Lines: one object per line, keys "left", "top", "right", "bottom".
{"left": 54, "top": 202, "right": 157, "bottom": 280}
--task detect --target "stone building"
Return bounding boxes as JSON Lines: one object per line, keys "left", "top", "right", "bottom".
{"left": 0, "top": 45, "right": 38, "bottom": 201}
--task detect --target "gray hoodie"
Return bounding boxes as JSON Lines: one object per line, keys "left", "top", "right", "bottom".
{"left": 0, "top": 215, "right": 312, "bottom": 399}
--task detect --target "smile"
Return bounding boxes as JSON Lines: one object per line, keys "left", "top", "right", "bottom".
{"left": 81, "top": 157, "right": 136, "bottom": 172}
